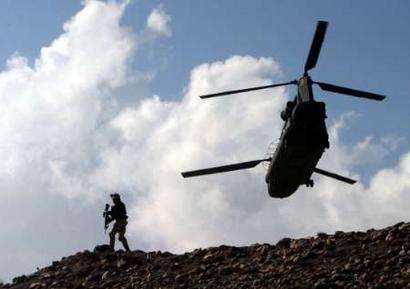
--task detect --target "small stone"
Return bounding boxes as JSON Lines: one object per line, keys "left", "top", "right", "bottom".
{"left": 385, "top": 231, "right": 395, "bottom": 242}
{"left": 335, "top": 280, "right": 345, "bottom": 287}
{"left": 344, "top": 263, "right": 352, "bottom": 271}
{"left": 202, "top": 252, "right": 214, "bottom": 261}
{"left": 86, "top": 272, "right": 101, "bottom": 282}
{"left": 101, "top": 270, "right": 110, "bottom": 280}
{"left": 40, "top": 273, "right": 51, "bottom": 280}
{"left": 117, "top": 258, "right": 128, "bottom": 268}
{"left": 29, "top": 283, "right": 42, "bottom": 289}
{"left": 314, "top": 279, "right": 328, "bottom": 289}
{"left": 292, "top": 256, "right": 300, "bottom": 263}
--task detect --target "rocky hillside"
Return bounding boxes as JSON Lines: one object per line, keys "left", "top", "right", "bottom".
{"left": 1, "top": 222, "right": 409, "bottom": 289}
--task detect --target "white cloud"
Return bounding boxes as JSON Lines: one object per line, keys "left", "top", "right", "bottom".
{"left": 146, "top": 4, "right": 172, "bottom": 37}
{"left": 0, "top": 0, "right": 409, "bottom": 282}
{"left": 0, "top": 0, "right": 136, "bottom": 280}
{"left": 323, "top": 113, "right": 402, "bottom": 171}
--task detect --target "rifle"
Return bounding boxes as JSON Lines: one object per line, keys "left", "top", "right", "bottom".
{"left": 103, "top": 203, "right": 110, "bottom": 233}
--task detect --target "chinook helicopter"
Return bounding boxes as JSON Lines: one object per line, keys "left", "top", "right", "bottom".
{"left": 181, "top": 21, "right": 385, "bottom": 198}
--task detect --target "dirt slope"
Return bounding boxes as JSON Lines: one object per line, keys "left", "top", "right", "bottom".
{"left": 1, "top": 222, "right": 409, "bottom": 289}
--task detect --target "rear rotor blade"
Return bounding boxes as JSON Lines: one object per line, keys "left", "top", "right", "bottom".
{"left": 181, "top": 158, "right": 271, "bottom": 178}
{"left": 313, "top": 168, "right": 357, "bottom": 184}
{"left": 199, "top": 81, "right": 297, "bottom": 99}
{"left": 304, "top": 21, "right": 328, "bottom": 73}
{"left": 314, "top": 81, "right": 386, "bottom": 101}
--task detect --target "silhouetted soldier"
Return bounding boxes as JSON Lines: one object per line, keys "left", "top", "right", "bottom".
{"left": 106, "top": 193, "right": 131, "bottom": 252}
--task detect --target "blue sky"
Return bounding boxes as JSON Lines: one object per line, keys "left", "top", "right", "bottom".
{"left": 1, "top": 1, "right": 408, "bottom": 105}
{"left": 5, "top": 0, "right": 407, "bottom": 155}
{"left": 0, "top": 0, "right": 409, "bottom": 282}
{"left": 2, "top": 1, "right": 409, "bottom": 101}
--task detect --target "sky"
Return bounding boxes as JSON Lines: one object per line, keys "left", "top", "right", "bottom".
{"left": 0, "top": 0, "right": 409, "bottom": 282}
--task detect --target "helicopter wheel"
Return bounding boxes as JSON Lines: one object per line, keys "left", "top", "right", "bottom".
{"left": 306, "top": 180, "right": 314, "bottom": 187}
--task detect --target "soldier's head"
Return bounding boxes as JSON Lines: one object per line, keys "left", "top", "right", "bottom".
{"left": 110, "top": 193, "right": 121, "bottom": 204}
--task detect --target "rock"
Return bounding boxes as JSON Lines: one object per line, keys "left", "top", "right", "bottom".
{"left": 334, "top": 231, "right": 344, "bottom": 237}
{"left": 12, "top": 275, "right": 27, "bottom": 284}
{"left": 276, "top": 237, "right": 292, "bottom": 247}
{"left": 93, "top": 244, "right": 111, "bottom": 253}
{"left": 51, "top": 261, "right": 60, "bottom": 267}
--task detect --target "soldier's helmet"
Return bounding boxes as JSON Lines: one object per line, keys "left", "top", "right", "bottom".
{"left": 110, "top": 193, "right": 121, "bottom": 200}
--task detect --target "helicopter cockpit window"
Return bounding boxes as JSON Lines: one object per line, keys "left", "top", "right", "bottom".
{"left": 280, "top": 100, "right": 296, "bottom": 121}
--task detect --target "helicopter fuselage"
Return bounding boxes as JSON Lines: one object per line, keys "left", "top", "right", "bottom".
{"left": 265, "top": 77, "right": 329, "bottom": 198}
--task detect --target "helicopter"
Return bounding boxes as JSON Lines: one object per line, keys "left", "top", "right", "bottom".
{"left": 181, "top": 21, "right": 386, "bottom": 198}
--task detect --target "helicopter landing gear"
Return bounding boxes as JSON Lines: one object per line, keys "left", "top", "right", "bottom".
{"left": 306, "top": 180, "right": 314, "bottom": 187}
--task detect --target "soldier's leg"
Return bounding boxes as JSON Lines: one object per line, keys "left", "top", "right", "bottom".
{"left": 109, "top": 222, "right": 119, "bottom": 250}
{"left": 118, "top": 220, "right": 130, "bottom": 252}
{"left": 118, "top": 234, "right": 130, "bottom": 252}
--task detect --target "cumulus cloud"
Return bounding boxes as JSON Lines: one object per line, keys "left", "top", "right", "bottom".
{"left": 146, "top": 4, "right": 172, "bottom": 37}
{"left": 0, "top": 0, "right": 136, "bottom": 280}
{"left": 0, "top": 0, "right": 409, "bottom": 282}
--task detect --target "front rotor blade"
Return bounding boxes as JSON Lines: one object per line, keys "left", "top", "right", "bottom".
{"left": 304, "top": 21, "right": 328, "bottom": 73}
{"left": 181, "top": 158, "right": 271, "bottom": 178}
{"left": 315, "top": 81, "right": 386, "bottom": 101}
{"left": 313, "top": 168, "right": 357, "bottom": 184}
{"left": 199, "top": 81, "right": 297, "bottom": 99}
